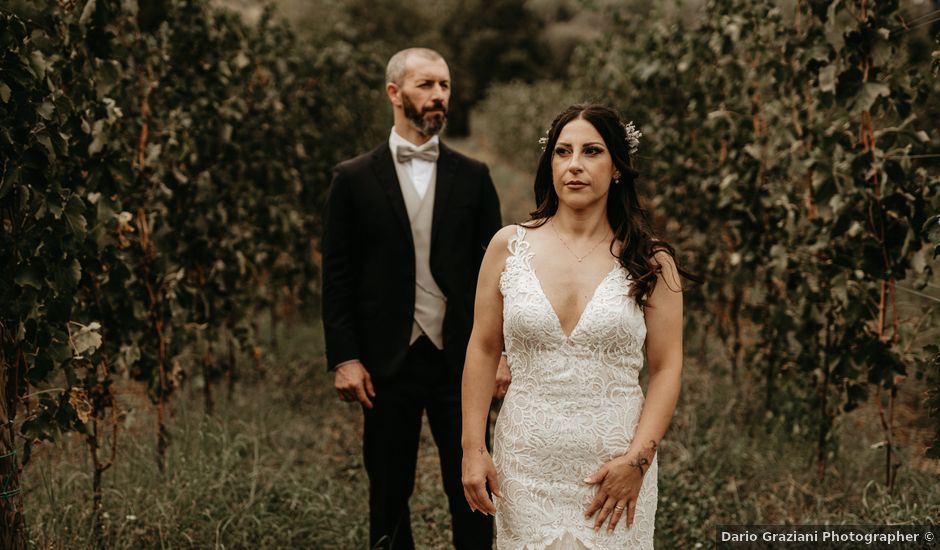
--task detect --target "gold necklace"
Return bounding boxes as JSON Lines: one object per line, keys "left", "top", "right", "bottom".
{"left": 549, "top": 220, "right": 610, "bottom": 263}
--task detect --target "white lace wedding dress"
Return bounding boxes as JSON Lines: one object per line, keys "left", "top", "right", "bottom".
{"left": 493, "top": 226, "right": 657, "bottom": 550}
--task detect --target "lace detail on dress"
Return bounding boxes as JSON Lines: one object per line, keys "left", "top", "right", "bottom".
{"left": 506, "top": 225, "right": 534, "bottom": 266}
{"left": 494, "top": 225, "right": 656, "bottom": 550}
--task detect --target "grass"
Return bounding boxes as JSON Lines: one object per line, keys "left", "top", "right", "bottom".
{"left": 24, "top": 319, "right": 452, "bottom": 549}
{"left": 21, "top": 315, "right": 939, "bottom": 549}
{"left": 655, "top": 356, "right": 940, "bottom": 548}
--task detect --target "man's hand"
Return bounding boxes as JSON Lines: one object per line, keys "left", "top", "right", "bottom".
{"left": 334, "top": 361, "right": 376, "bottom": 409}
{"left": 493, "top": 354, "right": 511, "bottom": 399}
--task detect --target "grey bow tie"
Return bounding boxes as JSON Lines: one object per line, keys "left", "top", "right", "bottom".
{"left": 396, "top": 142, "right": 439, "bottom": 163}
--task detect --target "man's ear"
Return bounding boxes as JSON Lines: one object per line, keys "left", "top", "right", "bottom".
{"left": 386, "top": 82, "right": 401, "bottom": 107}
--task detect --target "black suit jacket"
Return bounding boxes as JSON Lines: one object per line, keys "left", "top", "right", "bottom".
{"left": 321, "top": 141, "right": 502, "bottom": 383}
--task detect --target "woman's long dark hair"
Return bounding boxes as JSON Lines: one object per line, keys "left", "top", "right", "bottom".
{"left": 527, "top": 103, "right": 697, "bottom": 306}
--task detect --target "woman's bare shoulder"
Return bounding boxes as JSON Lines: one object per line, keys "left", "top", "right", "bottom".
{"left": 488, "top": 224, "right": 523, "bottom": 251}
{"left": 650, "top": 249, "right": 681, "bottom": 291}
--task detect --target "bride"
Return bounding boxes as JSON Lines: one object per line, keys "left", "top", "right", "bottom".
{"left": 461, "top": 104, "right": 686, "bottom": 549}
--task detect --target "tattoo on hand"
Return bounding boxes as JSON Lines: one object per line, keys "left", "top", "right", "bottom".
{"left": 628, "top": 440, "right": 658, "bottom": 476}
{"left": 478, "top": 447, "right": 486, "bottom": 455}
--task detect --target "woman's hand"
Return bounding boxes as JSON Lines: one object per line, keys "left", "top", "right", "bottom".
{"left": 462, "top": 446, "right": 502, "bottom": 515}
{"left": 584, "top": 454, "right": 647, "bottom": 533}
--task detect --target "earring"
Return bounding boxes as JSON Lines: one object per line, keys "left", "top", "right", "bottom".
{"left": 613, "top": 176, "right": 620, "bottom": 185}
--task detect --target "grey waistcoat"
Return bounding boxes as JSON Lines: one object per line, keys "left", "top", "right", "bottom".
{"left": 393, "top": 161, "right": 446, "bottom": 350}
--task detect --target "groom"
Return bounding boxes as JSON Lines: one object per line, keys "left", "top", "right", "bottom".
{"left": 321, "top": 47, "right": 505, "bottom": 549}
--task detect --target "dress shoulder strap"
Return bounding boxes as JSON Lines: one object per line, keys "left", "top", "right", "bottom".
{"left": 506, "top": 225, "right": 532, "bottom": 261}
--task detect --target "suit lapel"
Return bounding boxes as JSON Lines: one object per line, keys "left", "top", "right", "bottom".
{"left": 371, "top": 145, "right": 413, "bottom": 244}
{"left": 431, "top": 143, "right": 457, "bottom": 251}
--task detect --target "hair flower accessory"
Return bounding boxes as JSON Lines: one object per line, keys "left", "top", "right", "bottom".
{"left": 538, "top": 129, "right": 550, "bottom": 151}
{"left": 623, "top": 121, "right": 641, "bottom": 155}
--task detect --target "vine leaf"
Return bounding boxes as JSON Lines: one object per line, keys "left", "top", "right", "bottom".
{"left": 14, "top": 267, "right": 42, "bottom": 290}
{"left": 79, "top": 0, "right": 98, "bottom": 27}
{"left": 924, "top": 215, "right": 940, "bottom": 257}
{"left": 68, "top": 388, "right": 92, "bottom": 425}
{"left": 63, "top": 194, "right": 87, "bottom": 237}
{"left": 819, "top": 64, "right": 837, "bottom": 93}
{"left": 850, "top": 82, "right": 890, "bottom": 115}
{"left": 70, "top": 321, "right": 102, "bottom": 357}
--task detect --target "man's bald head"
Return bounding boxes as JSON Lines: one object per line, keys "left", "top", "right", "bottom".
{"left": 386, "top": 47, "right": 446, "bottom": 85}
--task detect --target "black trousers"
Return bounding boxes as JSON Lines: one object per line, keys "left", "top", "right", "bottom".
{"left": 363, "top": 336, "right": 492, "bottom": 550}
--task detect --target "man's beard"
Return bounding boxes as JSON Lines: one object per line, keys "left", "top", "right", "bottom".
{"left": 403, "top": 92, "right": 447, "bottom": 137}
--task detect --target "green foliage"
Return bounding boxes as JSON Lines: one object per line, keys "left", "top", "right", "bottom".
{"left": 926, "top": 210, "right": 940, "bottom": 459}
{"left": 1, "top": 0, "right": 385, "bottom": 537}
{"left": 923, "top": 344, "right": 940, "bottom": 459}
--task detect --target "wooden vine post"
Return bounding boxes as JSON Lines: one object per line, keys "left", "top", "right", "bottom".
{"left": 0, "top": 345, "right": 26, "bottom": 550}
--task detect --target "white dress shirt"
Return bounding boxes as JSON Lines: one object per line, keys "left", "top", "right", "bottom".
{"left": 388, "top": 127, "right": 439, "bottom": 199}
